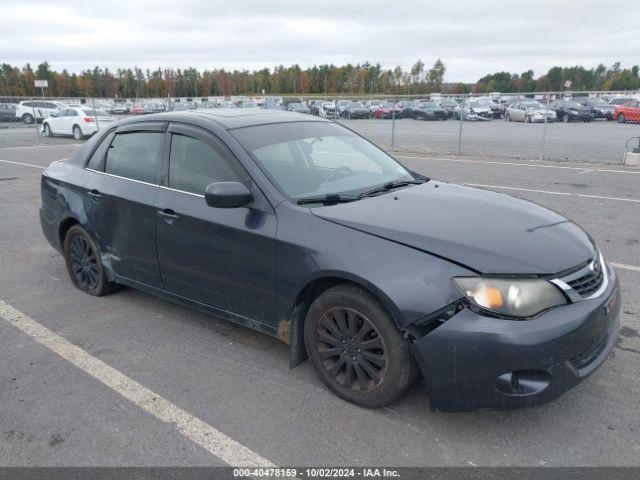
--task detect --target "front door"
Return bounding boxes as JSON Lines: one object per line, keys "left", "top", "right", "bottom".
{"left": 154, "top": 123, "right": 277, "bottom": 325}
{"left": 83, "top": 122, "right": 166, "bottom": 287}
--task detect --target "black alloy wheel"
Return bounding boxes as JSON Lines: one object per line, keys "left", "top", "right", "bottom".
{"left": 68, "top": 235, "right": 99, "bottom": 290}
{"left": 63, "top": 225, "right": 118, "bottom": 296}
{"left": 304, "top": 285, "right": 417, "bottom": 407}
{"left": 314, "top": 306, "right": 387, "bottom": 393}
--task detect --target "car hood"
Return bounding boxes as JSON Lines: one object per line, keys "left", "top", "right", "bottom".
{"left": 311, "top": 182, "right": 594, "bottom": 275}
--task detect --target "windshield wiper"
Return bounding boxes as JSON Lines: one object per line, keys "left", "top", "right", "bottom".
{"left": 358, "top": 179, "right": 425, "bottom": 198}
{"left": 296, "top": 194, "right": 360, "bottom": 205}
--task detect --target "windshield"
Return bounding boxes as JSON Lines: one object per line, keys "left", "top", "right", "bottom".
{"left": 586, "top": 98, "right": 608, "bottom": 105}
{"left": 351, "top": 102, "right": 365, "bottom": 108}
{"left": 420, "top": 102, "right": 437, "bottom": 108}
{"left": 468, "top": 101, "right": 481, "bottom": 108}
{"left": 382, "top": 101, "right": 396, "bottom": 108}
{"left": 562, "top": 101, "right": 582, "bottom": 108}
{"left": 524, "top": 102, "right": 544, "bottom": 110}
{"left": 232, "top": 122, "right": 414, "bottom": 200}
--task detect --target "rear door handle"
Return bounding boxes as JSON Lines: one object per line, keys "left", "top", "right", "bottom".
{"left": 87, "top": 189, "right": 102, "bottom": 200}
{"left": 158, "top": 209, "right": 181, "bottom": 224}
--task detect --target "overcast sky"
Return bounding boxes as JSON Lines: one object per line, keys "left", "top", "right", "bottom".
{"left": 2, "top": 0, "right": 638, "bottom": 82}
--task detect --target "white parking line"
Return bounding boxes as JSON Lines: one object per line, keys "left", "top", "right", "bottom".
{"left": 464, "top": 183, "right": 640, "bottom": 204}
{"left": 0, "top": 159, "right": 46, "bottom": 169}
{"left": 612, "top": 262, "right": 640, "bottom": 273}
{"left": 0, "top": 299, "right": 274, "bottom": 467}
{"left": 396, "top": 155, "right": 640, "bottom": 175}
{"left": 0, "top": 144, "right": 82, "bottom": 150}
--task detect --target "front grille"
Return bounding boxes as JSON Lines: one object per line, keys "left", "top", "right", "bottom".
{"left": 567, "top": 258, "right": 604, "bottom": 298}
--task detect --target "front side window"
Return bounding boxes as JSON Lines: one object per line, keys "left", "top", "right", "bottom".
{"left": 168, "top": 134, "right": 243, "bottom": 195}
{"left": 104, "top": 131, "right": 162, "bottom": 183}
{"left": 232, "top": 122, "right": 413, "bottom": 199}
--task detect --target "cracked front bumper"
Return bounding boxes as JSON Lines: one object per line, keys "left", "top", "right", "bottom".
{"left": 411, "top": 265, "right": 620, "bottom": 412}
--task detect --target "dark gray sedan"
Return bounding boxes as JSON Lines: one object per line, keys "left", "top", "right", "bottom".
{"left": 39, "top": 110, "right": 620, "bottom": 411}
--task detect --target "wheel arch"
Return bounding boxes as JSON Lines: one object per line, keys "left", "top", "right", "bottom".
{"left": 58, "top": 216, "right": 80, "bottom": 248}
{"left": 285, "top": 272, "right": 404, "bottom": 369}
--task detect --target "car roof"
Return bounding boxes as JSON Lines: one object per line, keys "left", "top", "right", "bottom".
{"left": 117, "top": 109, "right": 329, "bottom": 130}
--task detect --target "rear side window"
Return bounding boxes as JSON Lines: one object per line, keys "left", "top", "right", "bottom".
{"left": 104, "top": 131, "right": 162, "bottom": 183}
{"left": 86, "top": 132, "right": 115, "bottom": 170}
{"left": 168, "top": 134, "right": 243, "bottom": 195}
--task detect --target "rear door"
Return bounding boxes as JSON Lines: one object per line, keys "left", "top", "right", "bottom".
{"left": 154, "top": 123, "right": 277, "bottom": 325}
{"left": 83, "top": 122, "right": 166, "bottom": 287}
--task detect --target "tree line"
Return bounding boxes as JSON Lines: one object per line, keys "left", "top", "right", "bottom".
{"left": 1, "top": 59, "right": 638, "bottom": 98}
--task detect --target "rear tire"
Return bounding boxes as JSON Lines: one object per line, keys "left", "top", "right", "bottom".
{"left": 22, "top": 113, "right": 34, "bottom": 124}
{"left": 617, "top": 114, "right": 626, "bottom": 124}
{"left": 72, "top": 125, "right": 84, "bottom": 140}
{"left": 63, "top": 225, "right": 118, "bottom": 296}
{"left": 304, "top": 285, "right": 417, "bottom": 408}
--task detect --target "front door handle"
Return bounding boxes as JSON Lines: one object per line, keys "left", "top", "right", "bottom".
{"left": 158, "top": 209, "right": 181, "bottom": 225}
{"left": 87, "top": 189, "right": 102, "bottom": 200}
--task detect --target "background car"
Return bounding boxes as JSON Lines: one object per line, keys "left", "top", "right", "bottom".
{"left": 549, "top": 100, "right": 594, "bottom": 122}
{"left": 15, "top": 100, "right": 67, "bottom": 124}
{"left": 412, "top": 101, "right": 448, "bottom": 120}
{"left": 614, "top": 99, "right": 640, "bottom": 123}
{"left": 308, "top": 99, "right": 324, "bottom": 116}
{"left": 505, "top": 101, "right": 556, "bottom": 123}
{"left": 0, "top": 103, "right": 18, "bottom": 122}
{"left": 437, "top": 98, "right": 459, "bottom": 118}
{"left": 42, "top": 107, "right": 116, "bottom": 139}
{"left": 575, "top": 97, "right": 615, "bottom": 120}
{"left": 609, "top": 97, "right": 636, "bottom": 107}
{"left": 398, "top": 100, "right": 417, "bottom": 118}
{"left": 365, "top": 99, "right": 382, "bottom": 114}
{"left": 319, "top": 101, "right": 337, "bottom": 119}
{"left": 110, "top": 102, "right": 131, "bottom": 114}
{"left": 263, "top": 101, "right": 284, "bottom": 111}
{"left": 454, "top": 100, "right": 492, "bottom": 121}
{"left": 170, "top": 103, "right": 188, "bottom": 111}
{"left": 374, "top": 101, "right": 402, "bottom": 119}
{"left": 474, "top": 96, "right": 505, "bottom": 118}
{"left": 342, "top": 101, "right": 371, "bottom": 119}
{"left": 286, "top": 102, "right": 311, "bottom": 114}
{"left": 336, "top": 99, "right": 352, "bottom": 117}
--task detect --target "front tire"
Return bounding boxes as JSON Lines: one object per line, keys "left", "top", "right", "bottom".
{"left": 304, "top": 285, "right": 417, "bottom": 408}
{"left": 43, "top": 123, "right": 53, "bottom": 137}
{"left": 63, "top": 225, "right": 118, "bottom": 296}
{"left": 562, "top": 113, "right": 570, "bottom": 123}
{"left": 617, "top": 114, "right": 626, "bottom": 124}
{"left": 72, "top": 125, "right": 84, "bottom": 140}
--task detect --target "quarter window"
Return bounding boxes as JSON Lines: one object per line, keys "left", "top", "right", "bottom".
{"left": 104, "top": 131, "right": 162, "bottom": 183}
{"left": 168, "top": 134, "right": 243, "bottom": 195}
{"left": 86, "top": 132, "right": 115, "bottom": 171}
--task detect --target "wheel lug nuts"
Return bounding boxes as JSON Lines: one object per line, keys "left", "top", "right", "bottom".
{"left": 352, "top": 356, "right": 356, "bottom": 361}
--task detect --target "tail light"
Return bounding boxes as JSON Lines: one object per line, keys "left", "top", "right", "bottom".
{"left": 84, "top": 117, "right": 95, "bottom": 123}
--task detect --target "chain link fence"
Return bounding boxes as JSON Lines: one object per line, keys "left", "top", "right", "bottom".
{"left": 1, "top": 92, "right": 638, "bottom": 164}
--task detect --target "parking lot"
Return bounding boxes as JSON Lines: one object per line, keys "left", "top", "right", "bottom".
{"left": 4, "top": 113, "right": 638, "bottom": 165}
{"left": 0, "top": 128, "right": 639, "bottom": 467}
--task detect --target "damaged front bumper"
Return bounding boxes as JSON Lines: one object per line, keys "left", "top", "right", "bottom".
{"left": 410, "top": 266, "right": 620, "bottom": 412}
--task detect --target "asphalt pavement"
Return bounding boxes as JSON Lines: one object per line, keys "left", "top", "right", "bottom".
{"left": 0, "top": 131, "right": 639, "bottom": 467}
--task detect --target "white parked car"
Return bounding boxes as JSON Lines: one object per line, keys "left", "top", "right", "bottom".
{"left": 506, "top": 101, "right": 556, "bottom": 123}
{"left": 15, "top": 100, "right": 67, "bottom": 124}
{"left": 319, "top": 102, "right": 337, "bottom": 119}
{"left": 42, "top": 107, "right": 116, "bottom": 139}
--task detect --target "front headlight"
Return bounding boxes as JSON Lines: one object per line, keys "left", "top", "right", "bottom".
{"left": 452, "top": 277, "right": 567, "bottom": 318}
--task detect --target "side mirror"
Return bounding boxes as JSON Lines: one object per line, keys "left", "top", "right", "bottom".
{"left": 204, "top": 182, "right": 253, "bottom": 208}
{"left": 50, "top": 112, "right": 58, "bottom": 117}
